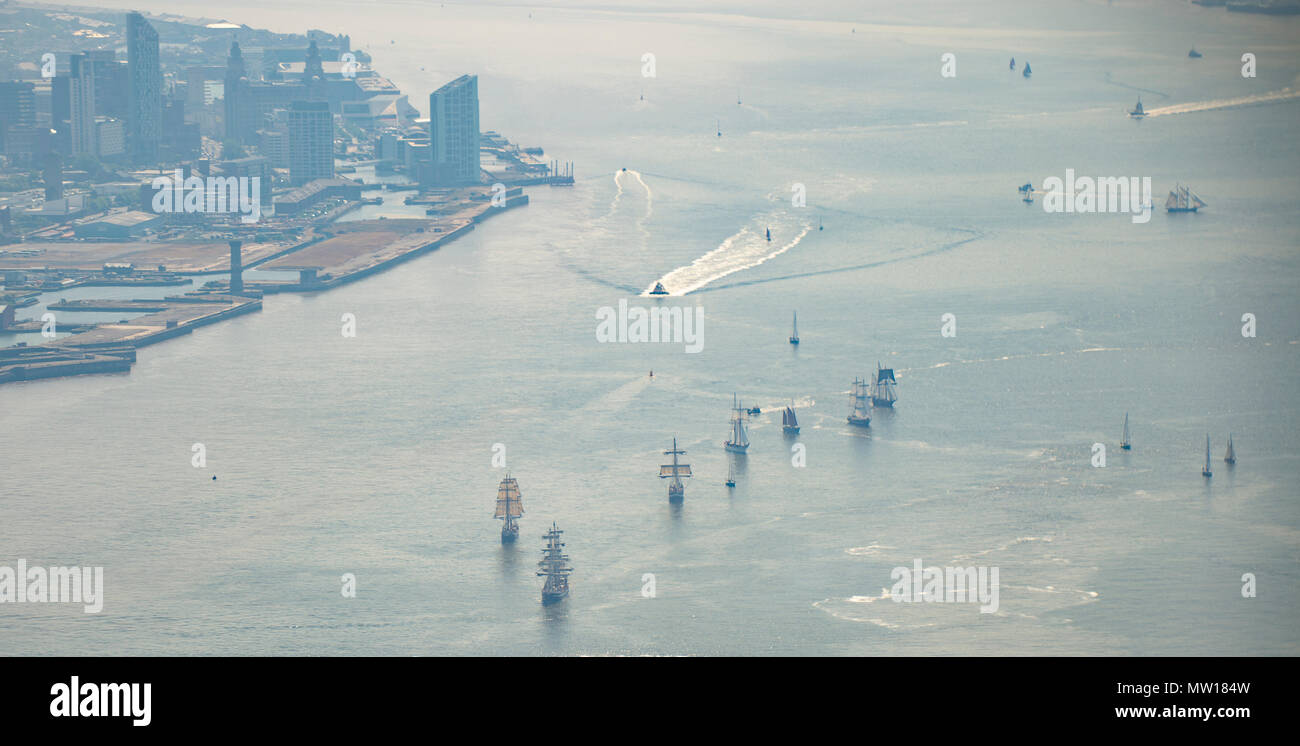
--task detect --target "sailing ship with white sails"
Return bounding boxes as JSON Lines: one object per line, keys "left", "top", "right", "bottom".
{"left": 1166, "top": 184, "right": 1207, "bottom": 213}
{"left": 1121, "top": 413, "right": 1132, "bottom": 451}
{"left": 725, "top": 393, "right": 751, "bottom": 452}
{"left": 494, "top": 475, "right": 524, "bottom": 543}
{"left": 847, "top": 378, "right": 872, "bottom": 428}
{"left": 871, "top": 363, "right": 897, "bottom": 408}
{"left": 789, "top": 311, "right": 799, "bottom": 345}
{"left": 660, "top": 437, "right": 692, "bottom": 501}
{"left": 537, "top": 522, "right": 572, "bottom": 605}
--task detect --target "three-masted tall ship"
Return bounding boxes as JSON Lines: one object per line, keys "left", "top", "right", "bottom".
{"left": 782, "top": 401, "right": 800, "bottom": 434}
{"left": 537, "top": 522, "right": 572, "bottom": 605}
{"left": 847, "top": 378, "right": 872, "bottom": 427}
{"left": 871, "top": 363, "right": 897, "bottom": 408}
{"left": 660, "top": 437, "right": 692, "bottom": 501}
{"left": 494, "top": 474, "right": 524, "bottom": 543}
{"left": 1121, "top": 413, "right": 1132, "bottom": 451}
{"left": 1166, "top": 184, "right": 1207, "bottom": 213}
{"left": 724, "top": 393, "right": 751, "bottom": 453}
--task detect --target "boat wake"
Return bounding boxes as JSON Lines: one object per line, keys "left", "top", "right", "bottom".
{"left": 1144, "top": 88, "right": 1300, "bottom": 117}
{"left": 645, "top": 218, "right": 812, "bottom": 296}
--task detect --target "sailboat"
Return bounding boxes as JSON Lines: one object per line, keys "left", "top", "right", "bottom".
{"left": 1129, "top": 97, "right": 1146, "bottom": 118}
{"left": 818, "top": 216, "right": 823, "bottom": 231}
{"left": 765, "top": 227, "right": 772, "bottom": 242}
{"left": 724, "top": 393, "right": 750, "bottom": 453}
{"left": 537, "top": 522, "right": 572, "bottom": 605}
{"left": 725, "top": 464, "right": 736, "bottom": 488}
{"left": 1010, "top": 57, "right": 1016, "bottom": 70}
{"left": 660, "top": 437, "right": 692, "bottom": 501}
{"left": 847, "top": 378, "right": 872, "bottom": 428}
{"left": 1165, "top": 184, "right": 1207, "bottom": 213}
{"left": 1188, "top": 48, "right": 1203, "bottom": 58}
{"left": 1202, "top": 434, "right": 1213, "bottom": 478}
{"left": 871, "top": 363, "right": 897, "bottom": 407}
{"left": 782, "top": 401, "right": 800, "bottom": 434}
{"left": 1121, "top": 413, "right": 1132, "bottom": 451}
{"left": 494, "top": 474, "right": 524, "bottom": 543}
{"left": 716, "top": 119, "right": 722, "bottom": 137}
{"left": 1023, "top": 61, "right": 1032, "bottom": 78}
{"left": 789, "top": 311, "right": 799, "bottom": 345}
{"left": 1224, "top": 434, "right": 1236, "bottom": 465}
{"left": 649, "top": 281, "right": 669, "bottom": 295}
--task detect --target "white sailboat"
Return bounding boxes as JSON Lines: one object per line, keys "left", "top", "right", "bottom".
{"left": 1224, "top": 434, "right": 1236, "bottom": 465}
{"left": 724, "top": 393, "right": 750, "bottom": 453}
{"left": 1121, "top": 413, "right": 1131, "bottom": 451}
{"left": 789, "top": 311, "right": 799, "bottom": 345}
{"left": 1202, "top": 434, "right": 1213, "bottom": 478}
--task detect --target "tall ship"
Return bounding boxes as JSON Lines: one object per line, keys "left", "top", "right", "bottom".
{"left": 1121, "top": 413, "right": 1132, "bottom": 451}
{"left": 660, "top": 437, "right": 692, "bottom": 501}
{"left": 1202, "top": 434, "right": 1213, "bottom": 478}
{"left": 782, "top": 401, "right": 800, "bottom": 434}
{"left": 871, "top": 363, "right": 897, "bottom": 407}
{"left": 847, "top": 378, "right": 872, "bottom": 428}
{"left": 537, "top": 522, "right": 572, "bottom": 605}
{"left": 494, "top": 475, "right": 524, "bottom": 543}
{"left": 724, "top": 393, "right": 751, "bottom": 453}
{"left": 1129, "top": 98, "right": 1146, "bottom": 118}
{"left": 789, "top": 311, "right": 799, "bottom": 345}
{"left": 1166, "top": 185, "right": 1207, "bottom": 213}
{"left": 1224, "top": 434, "right": 1236, "bottom": 465}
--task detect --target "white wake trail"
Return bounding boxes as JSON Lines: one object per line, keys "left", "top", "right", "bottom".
{"left": 1145, "top": 88, "right": 1300, "bottom": 117}
{"left": 646, "top": 222, "right": 812, "bottom": 296}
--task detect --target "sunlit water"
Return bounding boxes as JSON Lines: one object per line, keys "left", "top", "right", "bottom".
{"left": 2, "top": 0, "right": 1298, "bottom": 655}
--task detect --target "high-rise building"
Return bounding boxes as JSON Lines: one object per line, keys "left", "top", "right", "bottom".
{"left": 68, "top": 53, "right": 97, "bottom": 157}
{"left": 0, "top": 81, "right": 36, "bottom": 154}
{"left": 427, "top": 74, "right": 480, "bottom": 186}
{"left": 224, "top": 42, "right": 246, "bottom": 144}
{"left": 127, "top": 11, "right": 162, "bottom": 163}
{"left": 287, "top": 100, "right": 333, "bottom": 185}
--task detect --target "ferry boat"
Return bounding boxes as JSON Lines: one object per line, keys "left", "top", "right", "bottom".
{"left": 782, "top": 402, "right": 800, "bottom": 435}
{"left": 871, "top": 363, "right": 897, "bottom": 408}
{"left": 649, "top": 282, "right": 669, "bottom": 295}
{"left": 1166, "top": 185, "right": 1207, "bottom": 213}
{"left": 789, "top": 311, "right": 800, "bottom": 345}
{"left": 1121, "top": 413, "right": 1132, "bottom": 451}
{"left": 725, "top": 394, "right": 751, "bottom": 453}
{"left": 1129, "top": 98, "right": 1146, "bottom": 118}
{"left": 660, "top": 437, "right": 692, "bottom": 501}
{"left": 1224, "top": 434, "right": 1236, "bottom": 465}
{"left": 847, "top": 378, "right": 872, "bottom": 428}
{"left": 537, "top": 522, "right": 572, "bottom": 605}
{"left": 1202, "top": 434, "right": 1213, "bottom": 478}
{"left": 494, "top": 475, "right": 524, "bottom": 543}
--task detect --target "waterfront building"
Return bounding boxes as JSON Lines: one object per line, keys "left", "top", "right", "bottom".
{"left": 287, "top": 101, "right": 334, "bottom": 185}
{"left": 427, "top": 74, "right": 480, "bottom": 186}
